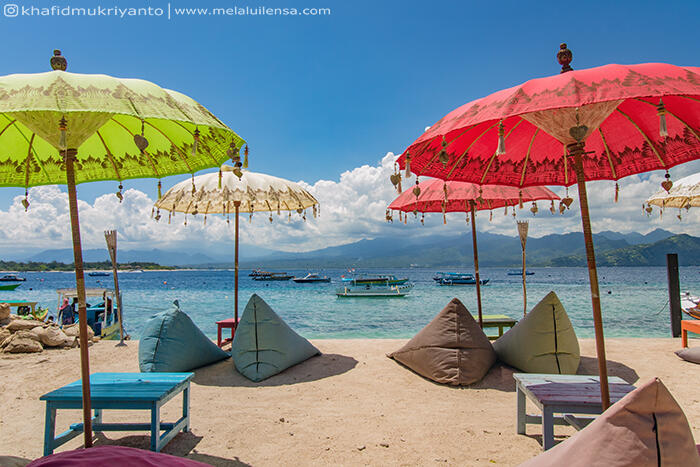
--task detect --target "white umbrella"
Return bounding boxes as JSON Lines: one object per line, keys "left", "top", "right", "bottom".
{"left": 647, "top": 172, "right": 700, "bottom": 214}
{"left": 155, "top": 165, "right": 319, "bottom": 326}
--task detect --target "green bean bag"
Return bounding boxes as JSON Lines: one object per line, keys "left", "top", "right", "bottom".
{"left": 232, "top": 294, "right": 320, "bottom": 382}
{"left": 139, "top": 301, "right": 229, "bottom": 372}
{"left": 388, "top": 298, "right": 496, "bottom": 385}
{"left": 493, "top": 291, "right": 579, "bottom": 374}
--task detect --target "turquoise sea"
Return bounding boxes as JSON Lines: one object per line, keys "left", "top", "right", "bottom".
{"left": 1, "top": 267, "right": 697, "bottom": 340}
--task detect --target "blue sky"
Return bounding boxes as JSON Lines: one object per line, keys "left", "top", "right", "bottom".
{"left": 0, "top": 0, "right": 699, "bottom": 257}
{"left": 0, "top": 0, "right": 698, "bottom": 208}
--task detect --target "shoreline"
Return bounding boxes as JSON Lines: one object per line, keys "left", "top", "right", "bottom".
{"left": 1, "top": 337, "right": 698, "bottom": 465}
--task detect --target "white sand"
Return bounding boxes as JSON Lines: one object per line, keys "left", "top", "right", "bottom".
{"left": 1, "top": 338, "right": 698, "bottom": 466}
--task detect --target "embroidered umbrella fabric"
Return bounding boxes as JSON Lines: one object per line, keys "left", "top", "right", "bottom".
{"left": 388, "top": 179, "right": 559, "bottom": 326}
{"left": 646, "top": 171, "right": 700, "bottom": 212}
{"left": 155, "top": 166, "right": 319, "bottom": 333}
{"left": 396, "top": 45, "right": 700, "bottom": 409}
{"left": 0, "top": 50, "right": 245, "bottom": 447}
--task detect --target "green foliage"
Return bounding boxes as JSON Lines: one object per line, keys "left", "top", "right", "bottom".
{"left": 0, "top": 260, "right": 175, "bottom": 272}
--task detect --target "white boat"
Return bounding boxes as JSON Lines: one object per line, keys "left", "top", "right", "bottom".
{"left": 336, "top": 283, "right": 413, "bottom": 297}
{"left": 681, "top": 292, "right": 700, "bottom": 319}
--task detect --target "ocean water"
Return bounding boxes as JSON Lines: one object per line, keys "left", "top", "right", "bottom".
{"left": 1, "top": 267, "right": 697, "bottom": 340}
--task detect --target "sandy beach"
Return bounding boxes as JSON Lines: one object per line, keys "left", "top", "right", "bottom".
{"left": 1, "top": 338, "right": 698, "bottom": 466}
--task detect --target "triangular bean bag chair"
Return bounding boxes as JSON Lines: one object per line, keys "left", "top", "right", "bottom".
{"left": 493, "top": 291, "right": 579, "bottom": 374}
{"left": 139, "top": 301, "right": 229, "bottom": 372}
{"left": 388, "top": 298, "right": 496, "bottom": 385}
{"left": 232, "top": 294, "right": 320, "bottom": 382}
{"left": 519, "top": 378, "right": 700, "bottom": 467}
{"left": 28, "top": 446, "right": 211, "bottom": 466}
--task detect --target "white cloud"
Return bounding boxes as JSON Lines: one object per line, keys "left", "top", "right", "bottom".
{"left": 2, "top": 154, "right": 700, "bottom": 257}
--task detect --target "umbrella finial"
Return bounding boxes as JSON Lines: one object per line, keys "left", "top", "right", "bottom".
{"left": 51, "top": 50, "right": 67, "bottom": 71}
{"left": 557, "top": 43, "right": 573, "bottom": 73}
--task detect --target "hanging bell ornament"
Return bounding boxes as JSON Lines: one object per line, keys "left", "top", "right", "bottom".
{"left": 661, "top": 172, "right": 673, "bottom": 192}
{"left": 243, "top": 145, "right": 249, "bottom": 169}
{"left": 233, "top": 167, "right": 243, "bottom": 179}
{"left": 116, "top": 183, "right": 123, "bottom": 202}
{"left": 657, "top": 99, "right": 668, "bottom": 138}
{"left": 421, "top": 213, "right": 425, "bottom": 225}
{"left": 390, "top": 169, "right": 402, "bottom": 194}
{"left": 438, "top": 137, "right": 450, "bottom": 167}
{"left": 385, "top": 209, "right": 393, "bottom": 223}
{"left": 645, "top": 204, "right": 653, "bottom": 215}
{"left": 192, "top": 205, "right": 199, "bottom": 216}
{"left": 22, "top": 189, "right": 29, "bottom": 212}
{"left": 496, "top": 120, "right": 506, "bottom": 156}
{"left": 562, "top": 197, "right": 574, "bottom": 209}
{"left": 530, "top": 202, "right": 538, "bottom": 215}
{"left": 412, "top": 184, "right": 421, "bottom": 198}
{"left": 154, "top": 209, "right": 161, "bottom": 222}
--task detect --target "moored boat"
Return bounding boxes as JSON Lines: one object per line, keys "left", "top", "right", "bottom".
{"left": 0, "top": 283, "right": 22, "bottom": 291}
{"left": 57, "top": 288, "right": 123, "bottom": 340}
{"left": 252, "top": 272, "right": 294, "bottom": 281}
{"left": 434, "top": 272, "right": 489, "bottom": 286}
{"left": 88, "top": 271, "right": 110, "bottom": 277}
{"left": 341, "top": 274, "right": 409, "bottom": 286}
{"left": 293, "top": 273, "right": 331, "bottom": 283}
{"left": 0, "top": 274, "right": 25, "bottom": 282}
{"left": 336, "top": 283, "right": 413, "bottom": 297}
{"left": 507, "top": 269, "right": 535, "bottom": 276}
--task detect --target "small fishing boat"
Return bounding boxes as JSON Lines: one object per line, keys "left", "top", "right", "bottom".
{"left": 0, "top": 283, "right": 22, "bottom": 291}
{"left": 340, "top": 274, "right": 409, "bottom": 285}
{"left": 292, "top": 273, "right": 331, "bottom": 283}
{"left": 56, "top": 288, "right": 123, "bottom": 340}
{"left": 249, "top": 269, "right": 272, "bottom": 277}
{"left": 507, "top": 269, "right": 535, "bottom": 276}
{"left": 0, "top": 274, "right": 25, "bottom": 282}
{"left": 434, "top": 272, "right": 489, "bottom": 286}
{"left": 336, "top": 283, "right": 413, "bottom": 297}
{"left": 252, "top": 272, "right": 294, "bottom": 281}
{"left": 88, "top": 271, "right": 111, "bottom": 277}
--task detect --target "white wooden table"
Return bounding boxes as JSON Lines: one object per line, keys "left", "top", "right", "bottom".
{"left": 513, "top": 373, "right": 636, "bottom": 450}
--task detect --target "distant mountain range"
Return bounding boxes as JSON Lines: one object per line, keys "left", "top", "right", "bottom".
{"left": 8, "top": 228, "right": 697, "bottom": 268}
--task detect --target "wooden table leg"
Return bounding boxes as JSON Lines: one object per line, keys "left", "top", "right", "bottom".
{"left": 682, "top": 324, "right": 688, "bottom": 348}
{"left": 516, "top": 385, "right": 526, "bottom": 435}
{"left": 217, "top": 324, "right": 222, "bottom": 348}
{"left": 542, "top": 406, "right": 554, "bottom": 450}
{"left": 151, "top": 402, "right": 161, "bottom": 452}
{"left": 183, "top": 384, "right": 190, "bottom": 432}
{"left": 43, "top": 404, "right": 56, "bottom": 456}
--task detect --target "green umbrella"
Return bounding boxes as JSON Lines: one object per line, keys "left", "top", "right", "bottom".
{"left": 0, "top": 50, "right": 245, "bottom": 449}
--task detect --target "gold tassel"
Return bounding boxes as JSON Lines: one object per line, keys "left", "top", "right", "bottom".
{"left": 204, "top": 214, "right": 207, "bottom": 225}
{"left": 116, "top": 183, "right": 123, "bottom": 203}
{"left": 150, "top": 207, "right": 154, "bottom": 218}
{"left": 184, "top": 214, "right": 187, "bottom": 226}
{"left": 614, "top": 183, "right": 619, "bottom": 203}
{"left": 191, "top": 175, "right": 196, "bottom": 194}
{"left": 657, "top": 99, "right": 668, "bottom": 138}
{"left": 405, "top": 153, "right": 412, "bottom": 178}
{"left": 404, "top": 214, "right": 407, "bottom": 224}
{"left": 168, "top": 212, "right": 172, "bottom": 224}
{"left": 518, "top": 190, "right": 523, "bottom": 209}
{"left": 489, "top": 210, "right": 493, "bottom": 221}
{"left": 157, "top": 180, "right": 162, "bottom": 200}
{"left": 243, "top": 145, "right": 249, "bottom": 168}
{"left": 496, "top": 120, "right": 506, "bottom": 155}
{"left": 192, "top": 128, "right": 200, "bottom": 157}
{"left": 421, "top": 213, "right": 425, "bottom": 225}
{"left": 218, "top": 169, "right": 222, "bottom": 189}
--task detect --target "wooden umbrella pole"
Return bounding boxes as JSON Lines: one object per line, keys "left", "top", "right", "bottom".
{"left": 234, "top": 201, "right": 240, "bottom": 326}
{"left": 65, "top": 150, "right": 93, "bottom": 447}
{"left": 470, "top": 202, "right": 483, "bottom": 328}
{"left": 570, "top": 145, "right": 611, "bottom": 410}
{"left": 517, "top": 221, "right": 529, "bottom": 317}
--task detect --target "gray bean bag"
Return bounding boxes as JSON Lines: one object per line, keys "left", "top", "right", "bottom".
{"left": 675, "top": 347, "right": 700, "bottom": 364}
{"left": 231, "top": 294, "right": 320, "bottom": 382}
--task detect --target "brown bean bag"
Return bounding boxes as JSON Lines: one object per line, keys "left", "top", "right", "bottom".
{"left": 519, "top": 378, "right": 700, "bottom": 467}
{"left": 388, "top": 298, "right": 496, "bottom": 385}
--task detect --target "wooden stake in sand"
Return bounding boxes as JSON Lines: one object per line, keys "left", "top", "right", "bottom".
{"left": 104, "top": 230, "right": 125, "bottom": 345}
{"left": 517, "top": 221, "right": 529, "bottom": 317}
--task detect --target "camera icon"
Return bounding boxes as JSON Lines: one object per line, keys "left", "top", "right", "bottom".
{"left": 4, "top": 3, "right": 19, "bottom": 17}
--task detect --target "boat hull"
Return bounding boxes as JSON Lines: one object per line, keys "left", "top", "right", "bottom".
{"left": 438, "top": 278, "right": 489, "bottom": 286}
{"left": 293, "top": 278, "right": 331, "bottom": 283}
{"left": 336, "top": 284, "right": 413, "bottom": 297}
{"left": 0, "top": 283, "right": 21, "bottom": 291}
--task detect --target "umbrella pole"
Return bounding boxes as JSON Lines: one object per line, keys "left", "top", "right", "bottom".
{"left": 234, "top": 202, "right": 240, "bottom": 327}
{"left": 470, "top": 202, "right": 483, "bottom": 328}
{"left": 571, "top": 146, "right": 611, "bottom": 410}
{"left": 65, "top": 150, "right": 93, "bottom": 448}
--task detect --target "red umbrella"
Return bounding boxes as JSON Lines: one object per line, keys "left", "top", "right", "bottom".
{"left": 398, "top": 44, "right": 700, "bottom": 409}
{"left": 388, "top": 179, "right": 560, "bottom": 327}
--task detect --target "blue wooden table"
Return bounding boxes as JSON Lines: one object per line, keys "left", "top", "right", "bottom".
{"left": 40, "top": 372, "right": 194, "bottom": 456}
{"left": 513, "top": 373, "right": 636, "bottom": 450}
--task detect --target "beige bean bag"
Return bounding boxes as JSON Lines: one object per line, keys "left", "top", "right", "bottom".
{"left": 388, "top": 298, "right": 496, "bottom": 385}
{"left": 493, "top": 291, "right": 579, "bottom": 374}
{"left": 519, "top": 378, "right": 700, "bottom": 466}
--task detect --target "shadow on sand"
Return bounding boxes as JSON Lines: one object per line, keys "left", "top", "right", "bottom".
{"left": 577, "top": 356, "right": 639, "bottom": 385}
{"left": 192, "top": 353, "right": 358, "bottom": 388}
{"left": 92, "top": 432, "right": 251, "bottom": 466}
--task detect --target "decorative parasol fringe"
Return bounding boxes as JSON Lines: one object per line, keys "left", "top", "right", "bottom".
{"left": 657, "top": 99, "right": 668, "bottom": 138}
